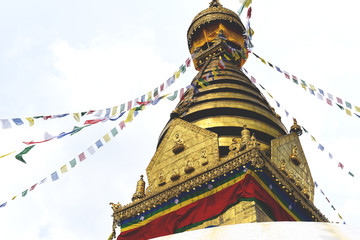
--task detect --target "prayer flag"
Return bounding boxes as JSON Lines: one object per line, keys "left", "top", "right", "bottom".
{"left": 154, "top": 87, "right": 159, "bottom": 98}
{"left": 326, "top": 98, "right": 332, "bottom": 106}
{"left": 44, "top": 132, "right": 54, "bottom": 140}
{"left": 160, "top": 83, "right": 165, "bottom": 92}
{"left": 218, "top": 61, "right": 225, "bottom": 70}
{"left": 79, "top": 152, "right": 86, "bottom": 162}
{"left": 345, "top": 101, "right": 352, "bottom": 109}
{"left": 275, "top": 66, "right": 282, "bottom": 73}
{"left": 247, "top": 6, "right": 252, "bottom": 18}
{"left": 191, "top": 84, "right": 199, "bottom": 94}
{"left": 336, "top": 104, "right": 344, "bottom": 110}
{"left": 355, "top": 113, "right": 360, "bottom": 118}
{"left": 320, "top": 190, "right": 325, "bottom": 195}
{"left": 276, "top": 101, "right": 280, "bottom": 107}
{"left": 180, "top": 64, "right": 186, "bottom": 74}
{"left": 167, "top": 90, "right": 178, "bottom": 101}
{"left": 0, "top": 119, "right": 11, "bottom": 129}
{"left": 84, "top": 119, "right": 105, "bottom": 125}
{"left": 327, "top": 93, "right": 333, "bottom": 100}
{"left": 30, "top": 183, "right": 37, "bottom": 191}
{"left": 87, "top": 146, "right": 96, "bottom": 155}
{"left": 259, "top": 84, "right": 265, "bottom": 90}
{"left": 185, "top": 58, "right": 191, "bottom": 67}
{"left": 12, "top": 196, "right": 16, "bottom": 200}
{"left": 319, "top": 89, "right": 324, "bottom": 95}
{"left": 314, "top": 181, "right": 318, "bottom": 188}
{"left": 348, "top": 171, "right": 354, "bottom": 177}
{"left": 119, "top": 121, "right": 126, "bottom": 130}
{"left": 51, "top": 171, "right": 59, "bottom": 181}
{"left": 112, "top": 106, "right": 118, "bottom": 116}
{"left": 127, "top": 101, "right": 132, "bottom": 111}
{"left": 311, "top": 135, "right": 316, "bottom": 142}
{"left": 60, "top": 165, "right": 68, "bottom": 173}
{"left": 336, "top": 97, "right": 343, "bottom": 105}
{"left": 39, "top": 178, "right": 47, "bottom": 184}
{"left": 26, "top": 117, "right": 34, "bottom": 126}
{"left": 15, "top": 145, "right": 35, "bottom": 164}
{"left": 292, "top": 75, "right": 298, "bottom": 83}
{"left": 309, "top": 84, "right": 316, "bottom": 91}
{"left": 331, "top": 205, "right": 336, "bottom": 210}
{"left": 355, "top": 106, "right": 360, "bottom": 112}
{"left": 124, "top": 109, "right": 135, "bottom": 122}
{"left": 0, "top": 202, "right": 7, "bottom": 208}
{"left": 301, "top": 80, "right": 307, "bottom": 86}
{"left": 87, "top": 110, "right": 95, "bottom": 115}
{"left": 22, "top": 190, "right": 28, "bottom": 197}
{"left": 174, "top": 70, "right": 180, "bottom": 79}
{"left": 338, "top": 162, "right": 344, "bottom": 169}
{"left": 111, "top": 127, "right": 118, "bottom": 137}
{"left": 326, "top": 197, "right": 330, "bottom": 203}
{"left": 309, "top": 89, "right": 315, "bottom": 95}
{"left": 120, "top": 104, "right": 125, "bottom": 113}
{"left": 73, "top": 113, "right": 81, "bottom": 122}
{"left": 301, "top": 83, "right": 306, "bottom": 90}
{"left": 12, "top": 118, "right": 24, "bottom": 126}
{"left": 95, "top": 110, "right": 103, "bottom": 117}
{"left": 284, "top": 72, "right": 290, "bottom": 79}
{"left": 345, "top": 109, "right": 351, "bottom": 116}
{"left": 250, "top": 76, "right": 256, "bottom": 83}
{"left": 268, "top": 62, "right": 274, "bottom": 68}
{"left": 71, "top": 125, "right": 90, "bottom": 136}
{"left": 302, "top": 126, "right": 308, "bottom": 133}
{"left": 243, "top": 68, "right": 248, "bottom": 74}
{"left": 259, "top": 57, "right": 266, "bottom": 64}
{"left": 0, "top": 151, "right": 16, "bottom": 159}
{"left": 70, "top": 159, "right": 77, "bottom": 168}
{"left": 167, "top": 76, "right": 175, "bottom": 87}
{"left": 103, "top": 134, "right": 111, "bottom": 143}
{"left": 141, "top": 95, "right": 145, "bottom": 102}
{"left": 329, "top": 153, "right": 333, "bottom": 159}
{"left": 318, "top": 144, "right": 324, "bottom": 151}
{"left": 338, "top": 214, "right": 343, "bottom": 220}
{"left": 285, "top": 110, "right": 289, "bottom": 117}
{"left": 317, "top": 93, "right": 323, "bottom": 100}
{"left": 267, "top": 92, "right": 273, "bottom": 98}
{"left": 180, "top": 88, "right": 185, "bottom": 100}
{"left": 96, "top": 139, "right": 103, "bottom": 149}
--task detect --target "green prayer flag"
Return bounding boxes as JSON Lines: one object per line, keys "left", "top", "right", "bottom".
{"left": 199, "top": 78, "right": 209, "bottom": 86}
{"left": 345, "top": 101, "right": 352, "bottom": 109}
{"left": 301, "top": 80, "right": 307, "bottom": 86}
{"left": 180, "top": 64, "right": 186, "bottom": 74}
{"left": 33, "top": 116, "right": 43, "bottom": 119}
{"left": 167, "top": 90, "right": 178, "bottom": 101}
{"left": 301, "top": 126, "right": 308, "bottom": 133}
{"left": 22, "top": 189, "right": 28, "bottom": 197}
{"left": 293, "top": 79, "right": 298, "bottom": 84}
{"left": 336, "top": 104, "right": 344, "bottom": 110}
{"left": 70, "top": 159, "right": 76, "bottom": 168}
{"left": 111, "top": 127, "right": 118, "bottom": 137}
{"left": 81, "top": 112, "right": 87, "bottom": 116}
{"left": 15, "top": 145, "right": 35, "bottom": 164}
{"left": 331, "top": 205, "right": 336, "bottom": 210}
{"left": 120, "top": 103, "right": 125, "bottom": 112}
{"left": 348, "top": 171, "right": 354, "bottom": 177}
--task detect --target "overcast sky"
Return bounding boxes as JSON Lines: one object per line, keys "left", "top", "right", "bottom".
{"left": 0, "top": 0, "right": 359, "bottom": 239}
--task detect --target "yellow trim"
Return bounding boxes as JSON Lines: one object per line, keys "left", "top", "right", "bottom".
{"left": 121, "top": 170, "right": 299, "bottom": 232}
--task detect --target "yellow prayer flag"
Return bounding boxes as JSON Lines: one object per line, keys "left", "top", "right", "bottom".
{"left": 345, "top": 109, "right": 352, "bottom": 116}
{"left": 124, "top": 109, "right": 135, "bottom": 123}
{"left": 311, "top": 135, "right": 316, "bottom": 142}
{"left": 73, "top": 113, "right": 81, "bottom": 122}
{"left": 234, "top": 51, "right": 240, "bottom": 61}
{"left": 267, "top": 92, "right": 273, "bottom": 98}
{"left": 108, "top": 232, "right": 114, "bottom": 240}
{"left": 26, "top": 117, "right": 34, "bottom": 126}
{"left": 338, "top": 213, "right": 343, "bottom": 220}
{"left": 112, "top": 106, "right": 118, "bottom": 116}
{"left": 197, "top": 81, "right": 205, "bottom": 88}
{"left": 0, "top": 151, "right": 16, "bottom": 159}
{"left": 103, "top": 133, "right": 111, "bottom": 143}
{"left": 147, "top": 91, "right": 152, "bottom": 100}
{"left": 60, "top": 165, "right": 68, "bottom": 173}
{"left": 12, "top": 196, "right": 16, "bottom": 200}
{"left": 301, "top": 83, "right": 307, "bottom": 90}
{"left": 309, "top": 84, "right": 316, "bottom": 91}
{"left": 243, "top": 0, "right": 252, "bottom": 8}
{"left": 260, "top": 57, "right": 266, "bottom": 64}
{"left": 175, "top": 70, "right": 181, "bottom": 79}
{"left": 355, "top": 105, "right": 360, "bottom": 112}
{"left": 212, "top": 69, "right": 218, "bottom": 79}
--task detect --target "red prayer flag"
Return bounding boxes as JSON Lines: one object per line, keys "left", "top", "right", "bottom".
{"left": 326, "top": 197, "right": 330, "bottom": 203}
{"left": 338, "top": 162, "right": 344, "bottom": 169}
{"left": 119, "top": 121, "right": 126, "bottom": 130}
{"left": 185, "top": 58, "right": 191, "bottom": 67}
{"left": 84, "top": 119, "right": 105, "bottom": 125}
{"left": 326, "top": 98, "right": 333, "bottom": 106}
{"left": 250, "top": 76, "right": 256, "bottom": 83}
{"left": 337, "top": 97, "right": 343, "bottom": 105}
{"left": 160, "top": 83, "right": 165, "bottom": 92}
{"left": 284, "top": 72, "right": 290, "bottom": 79}
{"left": 247, "top": 6, "right": 252, "bottom": 19}
{"left": 218, "top": 62, "right": 224, "bottom": 70}
{"left": 30, "top": 183, "right": 38, "bottom": 191}
{"left": 87, "top": 110, "right": 95, "bottom": 115}
{"left": 79, "top": 152, "right": 86, "bottom": 162}
{"left": 180, "top": 88, "right": 185, "bottom": 101}
{"left": 43, "top": 116, "right": 52, "bottom": 120}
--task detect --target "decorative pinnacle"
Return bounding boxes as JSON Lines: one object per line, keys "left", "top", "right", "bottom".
{"left": 209, "top": 0, "right": 223, "bottom": 8}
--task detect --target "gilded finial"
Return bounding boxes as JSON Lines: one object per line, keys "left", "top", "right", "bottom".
{"left": 290, "top": 118, "right": 303, "bottom": 136}
{"left": 209, "top": 0, "right": 223, "bottom": 8}
{"left": 241, "top": 125, "right": 251, "bottom": 144}
{"left": 132, "top": 175, "right": 146, "bottom": 202}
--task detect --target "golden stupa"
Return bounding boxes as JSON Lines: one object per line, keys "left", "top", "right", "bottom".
{"left": 110, "top": 1, "right": 327, "bottom": 239}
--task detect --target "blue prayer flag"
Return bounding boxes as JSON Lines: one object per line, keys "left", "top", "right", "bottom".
{"left": 309, "top": 89, "right": 315, "bottom": 95}
{"left": 104, "top": 108, "right": 111, "bottom": 118}
{"left": 275, "top": 66, "right": 282, "bottom": 73}
{"left": 276, "top": 101, "right": 280, "bottom": 107}
{"left": 95, "top": 140, "right": 103, "bottom": 149}
{"left": 51, "top": 171, "right": 59, "bottom": 181}
{"left": 318, "top": 144, "right": 324, "bottom": 151}
{"left": 12, "top": 118, "right": 24, "bottom": 126}
{"left": 314, "top": 181, "right": 318, "bottom": 188}
{"left": 285, "top": 110, "right": 289, "bottom": 117}
{"left": 319, "top": 89, "right": 324, "bottom": 95}
{"left": 0, "top": 202, "right": 7, "bottom": 208}
{"left": 329, "top": 153, "right": 333, "bottom": 159}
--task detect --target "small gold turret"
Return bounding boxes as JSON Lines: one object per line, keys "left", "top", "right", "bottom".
{"left": 132, "top": 175, "right": 146, "bottom": 202}
{"left": 241, "top": 125, "right": 251, "bottom": 145}
{"left": 290, "top": 118, "right": 302, "bottom": 136}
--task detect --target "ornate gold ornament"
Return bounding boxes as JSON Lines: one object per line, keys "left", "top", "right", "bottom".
{"left": 289, "top": 145, "right": 301, "bottom": 166}
{"left": 201, "top": 149, "right": 209, "bottom": 166}
{"left": 170, "top": 168, "right": 180, "bottom": 181}
{"left": 132, "top": 175, "right": 146, "bottom": 202}
{"left": 290, "top": 118, "right": 303, "bottom": 136}
{"left": 158, "top": 171, "right": 166, "bottom": 186}
{"left": 184, "top": 160, "right": 195, "bottom": 174}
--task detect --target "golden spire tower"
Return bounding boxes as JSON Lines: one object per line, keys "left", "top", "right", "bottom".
{"left": 110, "top": 1, "right": 327, "bottom": 239}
